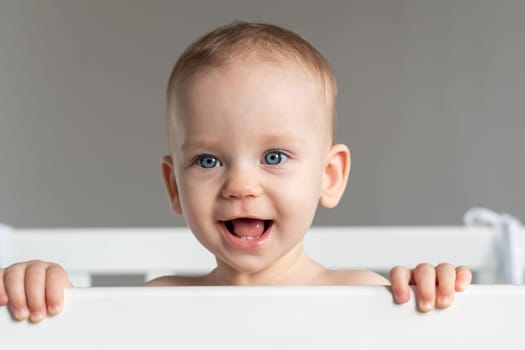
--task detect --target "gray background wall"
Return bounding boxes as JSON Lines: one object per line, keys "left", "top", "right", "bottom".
{"left": 0, "top": 0, "right": 523, "bottom": 228}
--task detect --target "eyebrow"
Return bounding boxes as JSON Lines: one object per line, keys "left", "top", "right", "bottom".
{"left": 180, "top": 131, "right": 308, "bottom": 152}
{"left": 181, "top": 140, "right": 222, "bottom": 152}
{"left": 181, "top": 132, "right": 304, "bottom": 151}
{"left": 256, "top": 132, "right": 304, "bottom": 145}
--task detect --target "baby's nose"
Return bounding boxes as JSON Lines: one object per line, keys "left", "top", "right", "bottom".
{"left": 221, "top": 167, "right": 263, "bottom": 199}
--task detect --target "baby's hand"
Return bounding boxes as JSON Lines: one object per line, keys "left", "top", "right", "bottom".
{"left": 0, "top": 260, "right": 72, "bottom": 322}
{"left": 389, "top": 263, "right": 471, "bottom": 312}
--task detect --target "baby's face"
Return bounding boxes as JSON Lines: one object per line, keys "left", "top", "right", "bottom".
{"left": 166, "top": 57, "right": 334, "bottom": 274}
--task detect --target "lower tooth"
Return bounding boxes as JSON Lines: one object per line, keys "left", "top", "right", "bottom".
{"left": 240, "top": 236, "right": 257, "bottom": 240}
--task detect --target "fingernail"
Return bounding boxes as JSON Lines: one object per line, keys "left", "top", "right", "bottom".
{"left": 457, "top": 281, "right": 467, "bottom": 290}
{"left": 438, "top": 296, "right": 449, "bottom": 306}
{"left": 49, "top": 304, "right": 62, "bottom": 315}
{"left": 395, "top": 291, "right": 408, "bottom": 303}
{"left": 14, "top": 307, "right": 29, "bottom": 320}
{"left": 30, "top": 311, "right": 45, "bottom": 323}
{"left": 420, "top": 301, "right": 434, "bottom": 312}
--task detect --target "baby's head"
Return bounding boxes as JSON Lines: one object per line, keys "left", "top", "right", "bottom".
{"left": 167, "top": 21, "right": 337, "bottom": 148}
{"left": 162, "top": 22, "right": 350, "bottom": 274}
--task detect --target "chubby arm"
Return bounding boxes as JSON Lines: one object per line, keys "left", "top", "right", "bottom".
{"left": 389, "top": 263, "right": 472, "bottom": 312}
{"left": 0, "top": 260, "right": 73, "bottom": 322}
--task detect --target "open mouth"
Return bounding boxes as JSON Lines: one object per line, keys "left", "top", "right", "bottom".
{"left": 223, "top": 218, "right": 273, "bottom": 241}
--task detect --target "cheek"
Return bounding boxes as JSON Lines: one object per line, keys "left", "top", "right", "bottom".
{"left": 273, "top": 164, "right": 323, "bottom": 222}
{"left": 177, "top": 181, "right": 218, "bottom": 243}
{"left": 180, "top": 180, "right": 213, "bottom": 212}
{"left": 176, "top": 174, "right": 217, "bottom": 216}
{"left": 280, "top": 190, "right": 320, "bottom": 235}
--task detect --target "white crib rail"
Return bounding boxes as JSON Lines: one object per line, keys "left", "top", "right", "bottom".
{"left": 1, "top": 285, "right": 525, "bottom": 349}
{"left": 0, "top": 226, "right": 503, "bottom": 284}
{"left": 464, "top": 207, "right": 525, "bottom": 284}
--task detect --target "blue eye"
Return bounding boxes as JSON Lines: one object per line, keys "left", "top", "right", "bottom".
{"left": 196, "top": 155, "right": 221, "bottom": 168}
{"left": 264, "top": 151, "right": 287, "bottom": 165}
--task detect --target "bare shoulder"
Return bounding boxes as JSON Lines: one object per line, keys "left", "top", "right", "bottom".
{"left": 145, "top": 275, "right": 209, "bottom": 286}
{"left": 314, "top": 269, "right": 389, "bottom": 286}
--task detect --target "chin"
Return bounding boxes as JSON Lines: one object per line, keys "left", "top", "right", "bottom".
{"left": 222, "top": 255, "right": 275, "bottom": 276}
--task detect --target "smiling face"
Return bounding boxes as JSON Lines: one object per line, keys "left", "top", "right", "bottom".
{"left": 163, "top": 55, "right": 350, "bottom": 282}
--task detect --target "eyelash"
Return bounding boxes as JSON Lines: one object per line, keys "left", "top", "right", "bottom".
{"left": 192, "top": 149, "right": 290, "bottom": 168}
{"left": 193, "top": 154, "right": 222, "bottom": 169}
{"left": 263, "top": 150, "right": 289, "bottom": 166}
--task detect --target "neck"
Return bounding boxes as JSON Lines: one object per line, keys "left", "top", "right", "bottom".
{"left": 206, "top": 243, "right": 326, "bottom": 286}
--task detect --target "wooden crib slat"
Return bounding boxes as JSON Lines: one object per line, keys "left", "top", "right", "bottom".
{"left": 0, "top": 285, "right": 523, "bottom": 349}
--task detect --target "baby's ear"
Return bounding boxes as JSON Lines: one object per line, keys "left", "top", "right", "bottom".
{"left": 320, "top": 144, "right": 351, "bottom": 208}
{"left": 161, "top": 155, "right": 183, "bottom": 215}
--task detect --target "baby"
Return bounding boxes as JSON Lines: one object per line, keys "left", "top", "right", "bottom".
{"left": 0, "top": 22, "right": 471, "bottom": 323}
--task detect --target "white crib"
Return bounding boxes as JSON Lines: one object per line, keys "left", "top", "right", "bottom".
{"left": 1, "top": 285, "right": 525, "bottom": 348}
{"left": 1, "top": 213, "right": 525, "bottom": 348}
{"left": 0, "top": 226, "right": 512, "bottom": 285}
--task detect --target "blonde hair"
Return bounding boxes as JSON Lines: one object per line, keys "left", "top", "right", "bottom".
{"left": 167, "top": 21, "right": 337, "bottom": 141}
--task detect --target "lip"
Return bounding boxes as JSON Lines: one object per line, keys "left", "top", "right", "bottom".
{"left": 219, "top": 219, "right": 273, "bottom": 250}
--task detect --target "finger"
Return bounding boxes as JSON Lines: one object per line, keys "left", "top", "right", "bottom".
{"left": 413, "top": 263, "right": 436, "bottom": 312}
{"left": 455, "top": 265, "right": 472, "bottom": 291}
{"left": 25, "top": 262, "right": 48, "bottom": 323}
{"left": 0, "top": 269, "right": 8, "bottom": 305}
{"left": 389, "top": 266, "right": 411, "bottom": 304}
{"left": 4, "top": 263, "right": 30, "bottom": 320}
{"left": 45, "top": 264, "right": 72, "bottom": 315}
{"left": 435, "top": 263, "right": 455, "bottom": 309}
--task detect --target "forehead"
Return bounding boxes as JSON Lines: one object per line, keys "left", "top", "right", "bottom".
{"left": 170, "top": 57, "right": 331, "bottom": 147}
